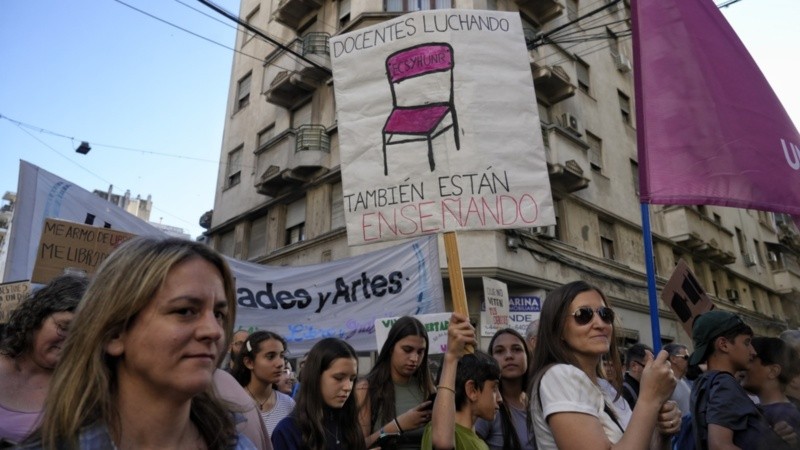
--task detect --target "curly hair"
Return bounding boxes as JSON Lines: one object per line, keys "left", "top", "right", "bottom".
{"left": 1, "top": 274, "right": 88, "bottom": 357}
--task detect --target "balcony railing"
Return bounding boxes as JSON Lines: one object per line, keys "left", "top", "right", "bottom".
{"left": 254, "top": 126, "right": 331, "bottom": 196}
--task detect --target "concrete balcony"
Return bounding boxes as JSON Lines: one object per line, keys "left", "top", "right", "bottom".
{"left": 541, "top": 124, "right": 590, "bottom": 193}
{"left": 661, "top": 206, "right": 736, "bottom": 264}
{"left": 272, "top": 0, "right": 322, "bottom": 30}
{"left": 531, "top": 62, "right": 576, "bottom": 106}
{"left": 264, "top": 36, "right": 330, "bottom": 109}
{"left": 515, "top": 0, "right": 564, "bottom": 26}
{"left": 254, "top": 125, "right": 331, "bottom": 197}
{"left": 773, "top": 268, "right": 800, "bottom": 295}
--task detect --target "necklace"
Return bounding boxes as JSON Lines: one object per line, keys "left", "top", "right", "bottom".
{"left": 246, "top": 386, "right": 275, "bottom": 411}
{"left": 325, "top": 426, "right": 340, "bottom": 445}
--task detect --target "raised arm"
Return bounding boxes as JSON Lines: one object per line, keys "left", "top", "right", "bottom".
{"left": 430, "top": 313, "right": 475, "bottom": 450}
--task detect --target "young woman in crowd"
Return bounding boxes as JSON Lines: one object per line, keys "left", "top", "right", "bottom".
{"left": 232, "top": 330, "right": 295, "bottom": 436}
{"left": 528, "top": 280, "right": 680, "bottom": 450}
{"left": 0, "top": 275, "right": 88, "bottom": 445}
{"left": 475, "top": 328, "right": 534, "bottom": 450}
{"left": 271, "top": 337, "right": 366, "bottom": 450}
{"left": 742, "top": 337, "right": 800, "bottom": 436}
{"left": 356, "top": 316, "right": 435, "bottom": 449}
{"left": 24, "top": 237, "right": 254, "bottom": 449}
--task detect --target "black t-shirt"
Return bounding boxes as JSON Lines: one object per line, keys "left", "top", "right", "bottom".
{"left": 692, "top": 370, "right": 791, "bottom": 450}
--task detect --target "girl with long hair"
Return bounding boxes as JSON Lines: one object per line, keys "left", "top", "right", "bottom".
{"left": 231, "top": 331, "right": 295, "bottom": 436}
{"left": 23, "top": 237, "right": 253, "bottom": 449}
{"left": 356, "top": 316, "right": 435, "bottom": 449}
{"left": 271, "top": 338, "right": 366, "bottom": 450}
{"left": 528, "top": 281, "right": 679, "bottom": 450}
{"left": 475, "top": 328, "right": 534, "bottom": 450}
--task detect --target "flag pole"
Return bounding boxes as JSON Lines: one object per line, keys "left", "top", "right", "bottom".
{"left": 640, "top": 203, "right": 662, "bottom": 352}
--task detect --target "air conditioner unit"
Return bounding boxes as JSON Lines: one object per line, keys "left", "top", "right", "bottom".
{"left": 726, "top": 289, "right": 740, "bottom": 302}
{"left": 742, "top": 253, "right": 757, "bottom": 267}
{"left": 562, "top": 113, "right": 580, "bottom": 134}
{"left": 531, "top": 225, "right": 556, "bottom": 239}
{"left": 768, "top": 251, "right": 779, "bottom": 263}
{"left": 614, "top": 53, "right": 632, "bottom": 73}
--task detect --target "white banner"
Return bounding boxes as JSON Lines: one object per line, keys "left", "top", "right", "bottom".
{"left": 6, "top": 161, "right": 446, "bottom": 354}
{"left": 481, "top": 291, "right": 544, "bottom": 337}
{"left": 331, "top": 9, "right": 555, "bottom": 246}
{"left": 374, "top": 313, "right": 451, "bottom": 355}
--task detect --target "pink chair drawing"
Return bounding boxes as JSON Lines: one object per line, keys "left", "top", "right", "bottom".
{"left": 382, "top": 43, "right": 460, "bottom": 175}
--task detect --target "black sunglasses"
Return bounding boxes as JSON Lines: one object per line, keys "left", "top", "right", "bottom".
{"left": 571, "top": 306, "right": 615, "bottom": 325}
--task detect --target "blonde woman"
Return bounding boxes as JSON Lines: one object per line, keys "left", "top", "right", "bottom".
{"left": 23, "top": 237, "right": 255, "bottom": 449}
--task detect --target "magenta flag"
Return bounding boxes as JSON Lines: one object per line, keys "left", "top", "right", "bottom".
{"left": 632, "top": 0, "right": 800, "bottom": 214}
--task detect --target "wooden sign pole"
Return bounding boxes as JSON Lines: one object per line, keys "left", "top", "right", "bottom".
{"left": 443, "top": 231, "right": 473, "bottom": 352}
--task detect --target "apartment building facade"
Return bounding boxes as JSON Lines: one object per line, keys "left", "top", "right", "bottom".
{"left": 207, "top": 0, "right": 799, "bottom": 350}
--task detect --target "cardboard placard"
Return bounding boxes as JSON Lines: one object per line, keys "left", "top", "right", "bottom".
{"left": 31, "top": 218, "right": 136, "bottom": 284}
{"left": 480, "top": 277, "right": 509, "bottom": 337}
{"left": 661, "top": 259, "right": 715, "bottom": 338}
{"left": 0, "top": 280, "right": 30, "bottom": 324}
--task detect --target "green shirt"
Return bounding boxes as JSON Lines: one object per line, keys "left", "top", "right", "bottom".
{"left": 421, "top": 422, "right": 489, "bottom": 450}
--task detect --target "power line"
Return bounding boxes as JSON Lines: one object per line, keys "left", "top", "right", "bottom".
{"left": 0, "top": 113, "right": 256, "bottom": 171}
{"left": 111, "top": 0, "right": 267, "bottom": 65}
{"left": 9, "top": 120, "right": 204, "bottom": 229}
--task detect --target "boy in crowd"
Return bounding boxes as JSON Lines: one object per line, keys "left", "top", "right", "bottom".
{"left": 742, "top": 337, "right": 800, "bottom": 437}
{"left": 689, "top": 310, "right": 793, "bottom": 450}
{"left": 422, "top": 313, "right": 501, "bottom": 450}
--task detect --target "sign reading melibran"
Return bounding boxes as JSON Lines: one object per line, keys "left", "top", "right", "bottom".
{"left": 331, "top": 9, "right": 555, "bottom": 245}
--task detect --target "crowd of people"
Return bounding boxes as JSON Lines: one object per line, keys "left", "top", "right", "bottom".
{"left": 1, "top": 236, "right": 800, "bottom": 449}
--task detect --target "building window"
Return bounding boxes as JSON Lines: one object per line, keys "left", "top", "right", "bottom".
{"left": 331, "top": 182, "right": 345, "bottom": 230}
{"left": 599, "top": 219, "right": 615, "bottom": 260}
{"left": 385, "top": 0, "right": 451, "bottom": 12}
{"left": 248, "top": 214, "right": 268, "bottom": 259}
{"left": 566, "top": 0, "right": 579, "bottom": 20}
{"left": 226, "top": 147, "right": 242, "bottom": 188}
{"left": 713, "top": 213, "right": 722, "bottom": 225}
{"left": 339, "top": 0, "right": 351, "bottom": 28}
{"left": 753, "top": 239, "right": 765, "bottom": 266}
{"left": 257, "top": 125, "right": 275, "bottom": 151}
{"left": 630, "top": 159, "right": 639, "bottom": 196}
{"left": 235, "top": 72, "right": 252, "bottom": 112}
{"left": 218, "top": 230, "right": 235, "bottom": 257}
{"left": 618, "top": 90, "right": 631, "bottom": 124}
{"left": 243, "top": 6, "right": 259, "bottom": 45}
{"left": 576, "top": 58, "right": 590, "bottom": 94}
{"left": 735, "top": 227, "right": 745, "bottom": 254}
{"left": 586, "top": 131, "right": 602, "bottom": 173}
{"left": 285, "top": 197, "right": 306, "bottom": 245}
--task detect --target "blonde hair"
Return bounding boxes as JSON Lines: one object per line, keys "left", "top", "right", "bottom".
{"left": 37, "top": 237, "right": 237, "bottom": 449}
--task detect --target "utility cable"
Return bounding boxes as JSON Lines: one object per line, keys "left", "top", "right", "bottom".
{"left": 11, "top": 122, "right": 205, "bottom": 229}
{"left": 0, "top": 113, "right": 256, "bottom": 171}
{"left": 111, "top": 0, "right": 270, "bottom": 66}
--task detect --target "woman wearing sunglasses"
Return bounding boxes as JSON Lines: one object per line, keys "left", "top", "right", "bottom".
{"left": 528, "top": 281, "right": 679, "bottom": 450}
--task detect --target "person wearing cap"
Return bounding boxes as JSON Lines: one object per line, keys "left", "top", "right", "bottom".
{"left": 688, "top": 310, "right": 794, "bottom": 450}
